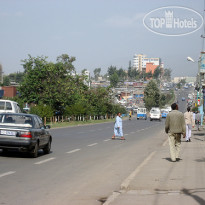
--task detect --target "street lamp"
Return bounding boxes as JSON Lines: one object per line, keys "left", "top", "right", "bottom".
{"left": 187, "top": 56, "right": 195, "bottom": 63}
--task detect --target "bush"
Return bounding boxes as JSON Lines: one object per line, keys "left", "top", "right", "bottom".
{"left": 30, "top": 103, "right": 54, "bottom": 118}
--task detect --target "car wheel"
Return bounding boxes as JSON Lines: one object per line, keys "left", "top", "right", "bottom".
{"left": 30, "top": 143, "right": 39, "bottom": 158}
{"left": 150, "top": 118, "right": 152, "bottom": 121}
{"left": 137, "top": 118, "right": 139, "bottom": 120}
{"left": 43, "top": 139, "right": 51, "bottom": 154}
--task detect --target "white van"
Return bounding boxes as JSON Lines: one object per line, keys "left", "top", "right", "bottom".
{"left": 0, "top": 100, "right": 21, "bottom": 113}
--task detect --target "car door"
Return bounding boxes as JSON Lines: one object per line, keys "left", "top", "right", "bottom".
{"left": 33, "top": 116, "right": 45, "bottom": 147}
{"left": 36, "top": 116, "right": 48, "bottom": 146}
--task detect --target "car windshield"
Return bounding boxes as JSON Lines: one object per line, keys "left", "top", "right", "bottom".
{"left": 151, "top": 110, "right": 160, "bottom": 114}
{"left": 138, "top": 108, "right": 145, "bottom": 113}
{"left": 0, "top": 114, "right": 32, "bottom": 127}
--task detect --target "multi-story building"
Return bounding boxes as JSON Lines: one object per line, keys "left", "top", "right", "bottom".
{"left": 133, "top": 54, "right": 161, "bottom": 72}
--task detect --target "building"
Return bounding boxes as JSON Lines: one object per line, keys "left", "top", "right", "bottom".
{"left": 146, "top": 63, "right": 159, "bottom": 74}
{"left": 133, "top": 54, "right": 161, "bottom": 72}
{"left": 2, "top": 86, "right": 17, "bottom": 98}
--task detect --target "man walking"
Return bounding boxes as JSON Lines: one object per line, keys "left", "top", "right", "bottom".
{"left": 184, "top": 107, "right": 195, "bottom": 142}
{"left": 112, "top": 112, "right": 125, "bottom": 140}
{"left": 195, "top": 111, "right": 202, "bottom": 131}
{"left": 165, "top": 103, "right": 186, "bottom": 162}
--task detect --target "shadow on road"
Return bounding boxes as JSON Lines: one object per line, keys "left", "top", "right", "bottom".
{"left": 182, "top": 188, "right": 205, "bottom": 205}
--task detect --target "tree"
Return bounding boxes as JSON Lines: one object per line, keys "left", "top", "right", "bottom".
{"left": 56, "top": 54, "right": 76, "bottom": 73}
{"left": 93, "top": 68, "right": 101, "bottom": 81}
{"left": 109, "top": 72, "right": 119, "bottom": 88}
{"left": 19, "top": 54, "right": 88, "bottom": 114}
{"left": 117, "top": 68, "right": 127, "bottom": 82}
{"left": 144, "top": 80, "right": 160, "bottom": 110}
{"left": 3, "top": 76, "right": 10, "bottom": 86}
{"left": 107, "top": 66, "right": 117, "bottom": 76}
{"left": 153, "top": 67, "right": 161, "bottom": 79}
{"left": 163, "top": 68, "right": 172, "bottom": 81}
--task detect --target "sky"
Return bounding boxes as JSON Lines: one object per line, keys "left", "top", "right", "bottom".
{"left": 0, "top": 0, "right": 204, "bottom": 78}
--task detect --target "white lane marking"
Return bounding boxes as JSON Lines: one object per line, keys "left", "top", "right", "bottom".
{"left": 125, "top": 134, "right": 129, "bottom": 136}
{"left": 103, "top": 191, "right": 121, "bottom": 205}
{"left": 104, "top": 139, "right": 111, "bottom": 142}
{"left": 0, "top": 171, "right": 16, "bottom": 178}
{"left": 130, "top": 132, "right": 135, "bottom": 134}
{"left": 121, "top": 151, "right": 156, "bottom": 190}
{"left": 34, "top": 157, "right": 56, "bottom": 165}
{"left": 87, "top": 143, "right": 98, "bottom": 147}
{"left": 66, "top": 149, "right": 81, "bottom": 154}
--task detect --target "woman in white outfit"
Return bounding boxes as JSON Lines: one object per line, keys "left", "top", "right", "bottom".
{"left": 184, "top": 107, "right": 195, "bottom": 142}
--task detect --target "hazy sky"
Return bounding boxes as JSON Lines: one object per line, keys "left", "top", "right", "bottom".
{"left": 0, "top": 0, "right": 204, "bottom": 77}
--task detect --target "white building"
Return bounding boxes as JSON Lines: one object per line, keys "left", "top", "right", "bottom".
{"left": 133, "top": 54, "right": 161, "bottom": 72}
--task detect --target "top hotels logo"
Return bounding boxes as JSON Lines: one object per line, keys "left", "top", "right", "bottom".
{"left": 143, "top": 6, "right": 203, "bottom": 36}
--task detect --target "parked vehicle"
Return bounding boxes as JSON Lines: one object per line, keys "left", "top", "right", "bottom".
{"left": 150, "top": 109, "right": 162, "bottom": 121}
{"left": 137, "top": 108, "right": 147, "bottom": 120}
{"left": 0, "top": 113, "right": 52, "bottom": 158}
{"left": 0, "top": 100, "right": 21, "bottom": 114}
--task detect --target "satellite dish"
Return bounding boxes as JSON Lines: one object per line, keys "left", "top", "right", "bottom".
{"left": 187, "top": 57, "right": 195, "bottom": 62}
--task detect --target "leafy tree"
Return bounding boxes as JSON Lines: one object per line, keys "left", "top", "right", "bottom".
{"left": 56, "top": 54, "right": 76, "bottom": 73}
{"left": 30, "top": 103, "right": 54, "bottom": 118}
{"left": 109, "top": 72, "right": 119, "bottom": 88}
{"left": 117, "top": 68, "right": 127, "bottom": 82}
{"left": 153, "top": 67, "right": 161, "bottom": 79}
{"left": 107, "top": 66, "right": 117, "bottom": 76}
{"left": 163, "top": 68, "right": 172, "bottom": 81}
{"left": 3, "top": 76, "right": 10, "bottom": 86}
{"left": 19, "top": 54, "right": 88, "bottom": 114}
{"left": 93, "top": 68, "right": 101, "bottom": 81}
{"left": 81, "top": 69, "right": 87, "bottom": 74}
{"left": 144, "top": 80, "right": 160, "bottom": 110}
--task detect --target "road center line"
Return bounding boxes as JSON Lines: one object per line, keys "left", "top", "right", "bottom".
{"left": 66, "top": 149, "right": 81, "bottom": 154}
{"left": 34, "top": 157, "right": 56, "bottom": 165}
{"left": 104, "top": 139, "right": 111, "bottom": 142}
{"left": 87, "top": 143, "right": 98, "bottom": 147}
{"left": 0, "top": 171, "right": 16, "bottom": 178}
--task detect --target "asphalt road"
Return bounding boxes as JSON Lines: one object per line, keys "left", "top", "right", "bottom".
{"left": 0, "top": 87, "right": 192, "bottom": 205}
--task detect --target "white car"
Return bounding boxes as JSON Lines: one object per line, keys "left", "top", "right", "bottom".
{"left": 0, "top": 100, "right": 21, "bottom": 114}
{"left": 150, "top": 109, "right": 162, "bottom": 121}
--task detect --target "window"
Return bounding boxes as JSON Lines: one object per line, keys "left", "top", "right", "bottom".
{"left": 36, "top": 116, "right": 44, "bottom": 128}
{"left": 6, "top": 102, "right": 12, "bottom": 110}
{"left": 34, "top": 117, "right": 40, "bottom": 129}
{"left": 0, "top": 102, "right": 5, "bottom": 110}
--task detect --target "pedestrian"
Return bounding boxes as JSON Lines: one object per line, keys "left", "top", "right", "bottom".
{"left": 165, "top": 103, "right": 186, "bottom": 162}
{"left": 129, "top": 110, "right": 132, "bottom": 120}
{"left": 112, "top": 112, "right": 125, "bottom": 140}
{"left": 192, "top": 110, "right": 196, "bottom": 122}
{"left": 195, "top": 111, "right": 201, "bottom": 131}
{"left": 184, "top": 107, "right": 195, "bottom": 142}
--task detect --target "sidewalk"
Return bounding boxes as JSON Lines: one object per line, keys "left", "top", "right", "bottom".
{"left": 104, "top": 127, "right": 205, "bottom": 205}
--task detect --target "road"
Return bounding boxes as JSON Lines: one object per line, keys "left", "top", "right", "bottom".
{"left": 0, "top": 88, "right": 192, "bottom": 205}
